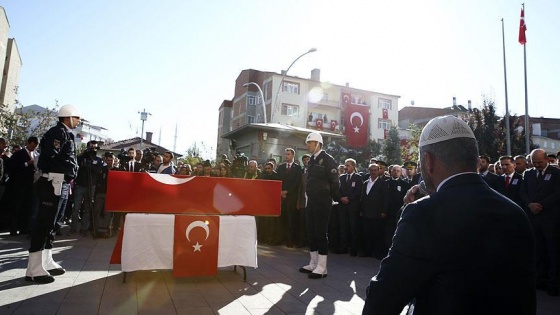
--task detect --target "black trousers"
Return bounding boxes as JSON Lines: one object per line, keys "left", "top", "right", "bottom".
{"left": 532, "top": 215, "right": 559, "bottom": 289}
{"left": 305, "top": 193, "right": 332, "bottom": 255}
{"left": 29, "top": 177, "right": 69, "bottom": 252}
{"left": 338, "top": 203, "right": 360, "bottom": 252}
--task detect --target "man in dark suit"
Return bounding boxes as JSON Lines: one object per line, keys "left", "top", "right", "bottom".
{"left": 360, "top": 163, "right": 387, "bottom": 259}
{"left": 499, "top": 155, "right": 524, "bottom": 209}
{"left": 276, "top": 148, "right": 303, "bottom": 247}
{"left": 337, "top": 158, "right": 363, "bottom": 256}
{"left": 384, "top": 164, "right": 410, "bottom": 252}
{"left": 6, "top": 136, "right": 39, "bottom": 235}
{"left": 479, "top": 155, "right": 503, "bottom": 193}
{"left": 520, "top": 148, "right": 560, "bottom": 296}
{"left": 363, "top": 115, "right": 536, "bottom": 314}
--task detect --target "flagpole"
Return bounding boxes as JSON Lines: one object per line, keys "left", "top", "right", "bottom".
{"left": 501, "top": 18, "right": 511, "bottom": 155}
{"left": 522, "top": 3, "right": 530, "bottom": 154}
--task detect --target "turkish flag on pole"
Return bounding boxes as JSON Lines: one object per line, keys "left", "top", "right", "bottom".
{"left": 345, "top": 103, "right": 369, "bottom": 148}
{"left": 519, "top": 8, "right": 527, "bottom": 45}
{"left": 173, "top": 215, "right": 220, "bottom": 277}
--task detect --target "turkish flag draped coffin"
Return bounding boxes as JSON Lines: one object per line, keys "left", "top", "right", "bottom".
{"left": 173, "top": 215, "right": 220, "bottom": 277}
{"left": 345, "top": 102, "right": 369, "bottom": 148}
{"left": 106, "top": 172, "right": 281, "bottom": 216}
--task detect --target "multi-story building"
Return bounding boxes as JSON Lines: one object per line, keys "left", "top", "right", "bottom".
{"left": 217, "top": 68, "right": 400, "bottom": 163}
{"left": 0, "top": 7, "right": 21, "bottom": 113}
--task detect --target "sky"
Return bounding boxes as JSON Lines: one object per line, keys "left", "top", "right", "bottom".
{"left": 1, "top": 0, "right": 559, "bottom": 158}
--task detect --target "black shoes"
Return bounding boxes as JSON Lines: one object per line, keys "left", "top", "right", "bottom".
{"left": 299, "top": 267, "right": 312, "bottom": 274}
{"left": 47, "top": 268, "right": 66, "bottom": 276}
{"left": 25, "top": 275, "right": 55, "bottom": 284}
{"left": 308, "top": 272, "right": 327, "bottom": 279}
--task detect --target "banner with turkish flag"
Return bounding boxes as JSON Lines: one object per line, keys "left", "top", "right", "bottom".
{"left": 316, "top": 118, "right": 323, "bottom": 130}
{"left": 519, "top": 8, "right": 527, "bottom": 45}
{"left": 330, "top": 120, "right": 337, "bottom": 131}
{"left": 345, "top": 103, "right": 369, "bottom": 148}
{"left": 106, "top": 172, "right": 281, "bottom": 216}
{"left": 382, "top": 108, "right": 388, "bottom": 119}
{"left": 173, "top": 215, "right": 220, "bottom": 277}
{"left": 341, "top": 91, "right": 351, "bottom": 108}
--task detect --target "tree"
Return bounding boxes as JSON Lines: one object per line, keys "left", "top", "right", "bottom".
{"left": 0, "top": 104, "right": 57, "bottom": 146}
{"left": 325, "top": 138, "right": 381, "bottom": 170}
{"left": 401, "top": 123, "right": 421, "bottom": 163}
{"left": 381, "top": 125, "right": 402, "bottom": 165}
{"left": 181, "top": 141, "right": 215, "bottom": 167}
{"left": 497, "top": 114, "right": 536, "bottom": 157}
{"left": 466, "top": 97, "right": 501, "bottom": 162}
{"left": 466, "top": 96, "right": 535, "bottom": 161}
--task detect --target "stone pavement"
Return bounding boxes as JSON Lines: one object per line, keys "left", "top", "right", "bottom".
{"left": 0, "top": 231, "right": 558, "bottom": 315}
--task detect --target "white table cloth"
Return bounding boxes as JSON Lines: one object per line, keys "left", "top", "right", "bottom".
{"left": 121, "top": 214, "right": 257, "bottom": 272}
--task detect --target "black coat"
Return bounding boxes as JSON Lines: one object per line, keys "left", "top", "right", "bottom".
{"left": 363, "top": 173, "right": 536, "bottom": 314}
{"left": 360, "top": 177, "right": 387, "bottom": 219}
{"left": 520, "top": 166, "right": 560, "bottom": 219}
{"left": 277, "top": 162, "right": 302, "bottom": 202}
{"left": 339, "top": 173, "right": 363, "bottom": 211}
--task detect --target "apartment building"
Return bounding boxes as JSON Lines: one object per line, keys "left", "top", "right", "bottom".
{"left": 218, "top": 68, "right": 399, "bottom": 163}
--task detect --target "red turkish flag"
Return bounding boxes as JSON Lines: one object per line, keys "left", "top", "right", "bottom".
{"left": 341, "top": 91, "right": 351, "bottom": 108}
{"left": 382, "top": 108, "right": 388, "bottom": 119}
{"left": 330, "top": 120, "right": 337, "bottom": 131}
{"left": 173, "top": 215, "right": 220, "bottom": 277}
{"left": 345, "top": 103, "right": 369, "bottom": 148}
{"left": 316, "top": 119, "right": 323, "bottom": 130}
{"left": 106, "top": 172, "right": 281, "bottom": 216}
{"left": 519, "top": 8, "right": 527, "bottom": 45}
{"left": 384, "top": 129, "right": 389, "bottom": 139}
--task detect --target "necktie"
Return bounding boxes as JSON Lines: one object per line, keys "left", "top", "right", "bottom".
{"left": 287, "top": 163, "right": 291, "bottom": 172}
{"left": 346, "top": 174, "right": 350, "bottom": 182}
{"left": 505, "top": 176, "right": 510, "bottom": 188}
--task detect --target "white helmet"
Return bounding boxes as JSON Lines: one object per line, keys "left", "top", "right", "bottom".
{"left": 57, "top": 104, "right": 81, "bottom": 118}
{"left": 306, "top": 132, "right": 323, "bottom": 145}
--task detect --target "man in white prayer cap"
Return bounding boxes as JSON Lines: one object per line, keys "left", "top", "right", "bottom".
{"left": 362, "top": 115, "right": 536, "bottom": 315}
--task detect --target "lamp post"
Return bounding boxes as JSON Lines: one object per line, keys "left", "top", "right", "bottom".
{"left": 271, "top": 48, "right": 317, "bottom": 122}
{"left": 243, "top": 82, "right": 267, "bottom": 124}
{"left": 138, "top": 108, "right": 151, "bottom": 148}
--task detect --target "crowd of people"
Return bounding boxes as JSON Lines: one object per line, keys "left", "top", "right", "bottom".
{"left": 1, "top": 108, "right": 558, "bottom": 314}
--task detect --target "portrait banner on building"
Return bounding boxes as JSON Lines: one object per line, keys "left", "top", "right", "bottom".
{"left": 316, "top": 119, "right": 323, "bottom": 131}
{"left": 345, "top": 103, "right": 369, "bottom": 148}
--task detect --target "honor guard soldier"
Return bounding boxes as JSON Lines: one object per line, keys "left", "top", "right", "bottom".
{"left": 26, "top": 104, "right": 81, "bottom": 284}
{"left": 299, "top": 132, "right": 339, "bottom": 279}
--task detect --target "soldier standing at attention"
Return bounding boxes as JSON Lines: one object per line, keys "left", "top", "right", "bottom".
{"left": 25, "top": 105, "right": 81, "bottom": 284}
{"left": 299, "top": 132, "right": 339, "bottom": 279}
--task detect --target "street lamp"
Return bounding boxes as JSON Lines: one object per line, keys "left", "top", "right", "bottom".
{"left": 271, "top": 48, "right": 317, "bottom": 122}
{"left": 138, "top": 108, "right": 151, "bottom": 148}
{"left": 243, "top": 82, "right": 267, "bottom": 124}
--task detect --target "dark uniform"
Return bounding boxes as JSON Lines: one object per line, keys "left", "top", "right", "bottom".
{"left": 31, "top": 122, "right": 78, "bottom": 252}
{"left": 306, "top": 150, "right": 340, "bottom": 257}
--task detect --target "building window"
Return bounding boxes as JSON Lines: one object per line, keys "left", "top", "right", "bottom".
{"left": 322, "top": 93, "right": 329, "bottom": 102}
{"left": 264, "top": 81, "right": 272, "bottom": 100}
{"left": 283, "top": 81, "right": 300, "bottom": 94}
{"left": 247, "top": 115, "right": 256, "bottom": 124}
{"left": 378, "top": 98, "right": 392, "bottom": 110}
{"left": 378, "top": 119, "right": 391, "bottom": 130}
{"left": 247, "top": 95, "right": 259, "bottom": 106}
{"left": 281, "top": 104, "right": 299, "bottom": 117}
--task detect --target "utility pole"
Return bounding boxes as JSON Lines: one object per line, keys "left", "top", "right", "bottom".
{"left": 139, "top": 109, "right": 151, "bottom": 148}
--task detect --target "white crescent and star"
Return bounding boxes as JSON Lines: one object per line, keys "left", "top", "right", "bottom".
{"left": 349, "top": 112, "right": 364, "bottom": 133}
{"left": 185, "top": 221, "right": 210, "bottom": 252}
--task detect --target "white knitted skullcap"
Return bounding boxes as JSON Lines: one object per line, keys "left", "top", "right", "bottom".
{"left": 419, "top": 115, "right": 475, "bottom": 147}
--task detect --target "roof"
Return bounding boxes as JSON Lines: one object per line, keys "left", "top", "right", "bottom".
{"left": 221, "top": 123, "right": 345, "bottom": 140}
{"left": 100, "top": 137, "right": 183, "bottom": 157}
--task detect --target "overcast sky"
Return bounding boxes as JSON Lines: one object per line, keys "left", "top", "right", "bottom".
{"left": 2, "top": 0, "right": 558, "bottom": 158}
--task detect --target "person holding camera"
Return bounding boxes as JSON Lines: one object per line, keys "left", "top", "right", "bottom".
{"left": 68, "top": 141, "right": 103, "bottom": 237}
